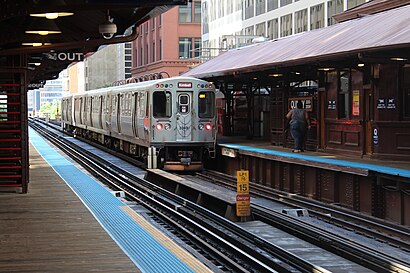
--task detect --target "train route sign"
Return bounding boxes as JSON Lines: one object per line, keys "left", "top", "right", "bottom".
{"left": 236, "top": 170, "right": 250, "bottom": 217}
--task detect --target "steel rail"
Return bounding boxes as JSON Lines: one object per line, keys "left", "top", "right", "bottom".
{"left": 29, "top": 121, "right": 309, "bottom": 273}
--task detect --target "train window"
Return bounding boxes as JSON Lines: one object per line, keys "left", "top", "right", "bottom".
{"left": 153, "top": 91, "right": 172, "bottom": 118}
{"left": 178, "top": 94, "right": 190, "bottom": 114}
{"left": 198, "top": 92, "right": 215, "bottom": 118}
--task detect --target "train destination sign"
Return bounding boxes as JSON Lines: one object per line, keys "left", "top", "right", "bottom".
{"left": 178, "top": 82, "right": 192, "bottom": 88}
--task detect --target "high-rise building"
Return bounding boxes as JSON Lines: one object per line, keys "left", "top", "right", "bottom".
{"left": 201, "top": 0, "right": 369, "bottom": 57}
{"left": 84, "top": 43, "right": 132, "bottom": 90}
{"left": 131, "top": 1, "right": 202, "bottom": 78}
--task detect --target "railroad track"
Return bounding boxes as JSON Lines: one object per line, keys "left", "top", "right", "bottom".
{"left": 29, "top": 119, "right": 323, "bottom": 272}
{"left": 30, "top": 119, "right": 410, "bottom": 272}
{"left": 198, "top": 170, "right": 410, "bottom": 251}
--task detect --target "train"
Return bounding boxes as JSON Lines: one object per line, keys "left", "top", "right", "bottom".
{"left": 61, "top": 76, "right": 217, "bottom": 171}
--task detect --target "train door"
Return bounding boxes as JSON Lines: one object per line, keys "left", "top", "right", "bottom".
{"left": 89, "top": 96, "right": 93, "bottom": 127}
{"left": 176, "top": 92, "right": 192, "bottom": 141}
{"left": 98, "top": 95, "right": 103, "bottom": 129}
{"left": 117, "top": 93, "right": 121, "bottom": 133}
{"left": 80, "top": 97, "right": 84, "bottom": 124}
{"left": 132, "top": 92, "right": 139, "bottom": 138}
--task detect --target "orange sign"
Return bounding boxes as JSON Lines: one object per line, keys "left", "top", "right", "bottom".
{"left": 236, "top": 170, "right": 250, "bottom": 217}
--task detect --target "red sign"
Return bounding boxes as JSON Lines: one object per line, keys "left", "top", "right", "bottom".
{"left": 236, "top": 194, "right": 250, "bottom": 201}
{"left": 178, "top": 82, "right": 192, "bottom": 88}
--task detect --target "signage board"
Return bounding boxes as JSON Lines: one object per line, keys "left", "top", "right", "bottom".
{"left": 221, "top": 147, "right": 237, "bottom": 158}
{"left": 236, "top": 194, "right": 251, "bottom": 217}
{"left": 236, "top": 170, "right": 250, "bottom": 217}
{"left": 352, "top": 90, "right": 360, "bottom": 116}
{"left": 288, "top": 97, "right": 313, "bottom": 112}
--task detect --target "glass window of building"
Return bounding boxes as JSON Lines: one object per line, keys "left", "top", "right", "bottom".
{"left": 146, "top": 44, "right": 148, "bottom": 64}
{"left": 159, "top": 40, "right": 162, "bottom": 60}
{"left": 218, "top": 0, "right": 224, "bottom": 17}
{"left": 243, "top": 26, "right": 254, "bottom": 45}
{"left": 179, "top": 38, "right": 192, "bottom": 59}
{"left": 255, "top": 22, "right": 266, "bottom": 37}
{"left": 202, "top": 2, "right": 209, "bottom": 34}
{"left": 256, "top": 0, "right": 266, "bottom": 16}
{"left": 194, "top": 1, "right": 201, "bottom": 23}
{"left": 194, "top": 38, "right": 201, "bottom": 58}
{"left": 236, "top": 0, "right": 242, "bottom": 11}
{"left": 268, "top": 0, "right": 278, "bottom": 11}
{"left": 267, "top": 18, "right": 279, "bottom": 40}
{"left": 338, "top": 69, "right": 350, "bottom": 119}
{"left": 244, "top": 0, "right": 255, "bottom": 20}
{"left": 295, "top": 8, "right": 307, "bottom": 33}
{"left": 328, "top": 0, "right": 344, "bottom": 26}
{"left": 310, "top": 3, "right": 324, "bottom": 30}
{"left": 152, "top": 42, "right": 155, "bottom": 62}
{"left": 280, "top": 0, "right": 292, "bottom": 7}
{"left": 227, "top": 0, "right": 233, "bottom": 14}
{"left": 179, "top": 2, "right": 192, "bottom": 23}
{"left": 347, "top": 0, "right": 366, "bottom": 9}
{"left": 280, "top": 13, "right": 292, "bottom": 37}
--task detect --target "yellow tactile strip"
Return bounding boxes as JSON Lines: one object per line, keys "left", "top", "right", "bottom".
{"left": 121, "top": 206, "right": 213, "bottom": 273}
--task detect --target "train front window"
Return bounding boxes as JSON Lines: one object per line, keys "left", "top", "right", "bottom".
{"left": 153, "top": 91, "right": 172, "bottom": 118}
{"left": 198, "top": 92, "right": 215, "bottom": 118}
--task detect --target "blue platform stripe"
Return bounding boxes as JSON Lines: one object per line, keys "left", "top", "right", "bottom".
{"left": 29, "top": 128, "right": 196, "bottom": 273}
{"left": 220, "top": 143, "right": 410, "bottom": 179}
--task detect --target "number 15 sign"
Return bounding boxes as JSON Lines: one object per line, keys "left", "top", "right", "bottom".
{"left": 237, "top": 170, "right": 249, "bottom": 194}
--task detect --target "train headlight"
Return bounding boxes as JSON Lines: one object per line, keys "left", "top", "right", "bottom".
{"left": 205, "top": 123, "right": 212, "bottom": 131}
{"left": 164, "top": 123, "right": 171, "bottom": 130}
{"left": 198, "top": 123, "right": 204, "bottom": 130}
{"left": 155, "top": 123, "right": 163, "bottom": 130}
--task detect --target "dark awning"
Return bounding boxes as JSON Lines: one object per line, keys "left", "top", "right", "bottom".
{"left": 184, "top": 4, "right": 410, "bottom": 79}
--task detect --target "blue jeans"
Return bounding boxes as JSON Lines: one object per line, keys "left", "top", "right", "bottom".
{"left": 290, "top": 122, "right": 306, "bottom": 150}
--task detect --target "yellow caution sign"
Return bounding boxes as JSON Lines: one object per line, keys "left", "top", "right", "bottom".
{"left": 236, "top": 170, "right": 249, "bottom": 194}
{"left": 236, "top": 170, "right": 250, "bottom": 217}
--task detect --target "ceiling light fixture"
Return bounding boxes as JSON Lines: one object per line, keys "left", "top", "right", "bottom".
{"left": 30, "top": 12, "right": 74, "bottom": 19}
{"left": 390, "top": 57, "right": 408, "bottom": 61}
{"left": 25, "top": 18, "right": 61, "bottom": 35}
{"left": 22, "top": 42, "right": 52, "bottom": 47}
{"left": 30, "top": 0, "right": 73, "bottom": 19}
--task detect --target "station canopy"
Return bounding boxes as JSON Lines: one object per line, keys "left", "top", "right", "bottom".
{"left": 0, "top": 0, "right": 187, "bottom": 83}
{"left": 184, "top": 4, "right": 410, "bottom": 80}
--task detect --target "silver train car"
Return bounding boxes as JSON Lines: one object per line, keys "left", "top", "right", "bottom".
{"left": 61, "top": 76, "right": 217, "bottom": 171}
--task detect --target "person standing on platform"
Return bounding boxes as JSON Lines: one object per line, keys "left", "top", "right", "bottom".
{"left": 286, "top": 100, "right": 311, "bottom": 153}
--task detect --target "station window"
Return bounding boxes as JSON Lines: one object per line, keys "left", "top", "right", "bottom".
{"left": 198, "top": 92, "right": 215, "bottom": 118}
{"left": 338, "top": 69, "right": 350, "bottom": 119}
{"left": 153, "top": 91, "right": 172, "bottom": 118}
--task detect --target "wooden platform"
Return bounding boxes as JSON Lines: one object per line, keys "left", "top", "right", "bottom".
{"left": 0, "top": 144, "right": 140, "bottom": 272}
